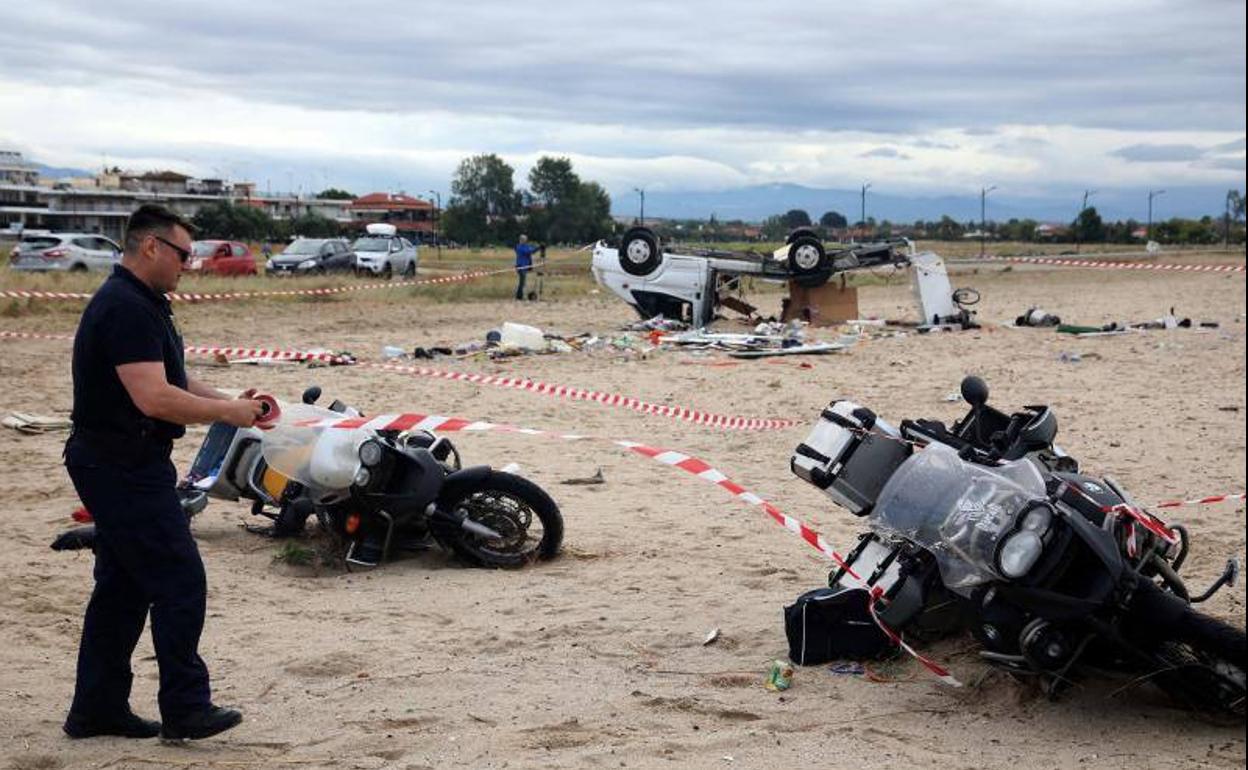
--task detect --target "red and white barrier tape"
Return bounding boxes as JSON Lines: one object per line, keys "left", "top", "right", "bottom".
{"left": 2, "top": 330, "right": 1243, "bottom": 504}
{"left": 0, "top": 331, "right": 800, "bottom": 431}
{"left": 289, "top": 408, "right": 961, "bottom": 685}
{"left": 362, "top": 360, "right": 800, "bottom": 431}
{"left": 970, "top": 255, "right": 1245, "bottom": 273}
{"left": 183, "top": 345, "right": 355, "bottom": 365}
{"left": 0, "top": 331, "right": 355, "bottom": 365}
{"left": 0, "top": 265, "right": 517, "bottom": 303}
{"left": 1154, "top": 493, "right": 1246, "bottom": 509}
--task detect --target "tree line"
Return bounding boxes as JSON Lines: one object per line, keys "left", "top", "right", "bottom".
{"left": 191, "top": 173, "right": 1243, "bottom": 248}
{"left": 440, "top": 154, "right": 613, "bottom": 246}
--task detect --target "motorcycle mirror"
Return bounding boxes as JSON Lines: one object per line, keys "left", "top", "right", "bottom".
{"left": 961, "top": 376, "right": 989, "bottom": 409}
{"left": 302, "top": 386, "right": 322, "bottom": 405}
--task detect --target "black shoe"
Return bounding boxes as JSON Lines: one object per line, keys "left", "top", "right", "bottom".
{"left": 63, "top": 709, "right": 161, "bottom": 739}
{"left": 159, "top": 706, "right": 242, "bottom": 743}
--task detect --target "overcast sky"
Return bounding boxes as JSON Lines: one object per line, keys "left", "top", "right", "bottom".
{"left": 1, "top": 0, "right": 1243, "bottom": 204}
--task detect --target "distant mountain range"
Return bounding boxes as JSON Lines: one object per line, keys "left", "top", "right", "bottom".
{"left": 612, "top": 183, "right": 1241, "bottom": 225}
{"left": 24, "top": 158, "right": 1237, "bottom": 225}
{"left": 32, "top": 162, "right": 93, "bottom": 180}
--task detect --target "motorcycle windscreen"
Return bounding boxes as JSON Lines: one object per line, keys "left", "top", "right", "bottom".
{"left": 869, "top": 442, "right": 1046, "bottom": 594}
{"left": 258, "top": 401, "right": 369, "bottom": 492}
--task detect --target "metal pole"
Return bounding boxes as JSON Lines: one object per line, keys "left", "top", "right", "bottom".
{"left": 428, "top": 190, "right": 442, "bottom": 260}
{"left": 979, "top": 185, "right": 996, "bottom": 259}
{"left": 1076, "top": 189, "right": 1096, "bottom": 253}
{"left": 1226, "top": 191, "right": 1233, "bottom": 250}
{"left": 1147, "top": 189, "right": 1164, "bottom": 242}
{"left": 860, "top": 182, "right": 871, "bottom": 239}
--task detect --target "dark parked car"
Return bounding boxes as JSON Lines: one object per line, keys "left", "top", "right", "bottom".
{"left": 265, "top": 238, "right": 355, "bottom": 275}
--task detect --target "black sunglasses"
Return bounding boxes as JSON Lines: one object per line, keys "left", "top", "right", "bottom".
{"left": 153, "top": 234, "right": 191, "bottom": 263}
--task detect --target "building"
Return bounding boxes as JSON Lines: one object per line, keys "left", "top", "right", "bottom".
{"left": 347, "top": 192, "right": 438, "bottom": 241}
{"left": 0, "top": 152, "right": 353, "bottom": 240}
{"left": 0, "top": 151, "right": 40, "bottom": 186}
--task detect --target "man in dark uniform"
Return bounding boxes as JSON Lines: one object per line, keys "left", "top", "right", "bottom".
{"left": 62, "top": 204, "right": 264, "bottom": 742}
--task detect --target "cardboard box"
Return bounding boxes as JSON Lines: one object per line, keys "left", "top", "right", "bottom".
{"left": 782, "top": 279, "right": 859, "bottom": 326}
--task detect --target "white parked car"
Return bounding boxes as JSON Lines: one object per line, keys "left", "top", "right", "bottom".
{"left": 8, "top": 233, "right": 123, "bottom": 272}
{"left": 351, "top": 223, "right": 418, "bottom": 278}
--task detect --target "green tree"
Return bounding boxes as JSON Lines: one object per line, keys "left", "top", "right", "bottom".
{"left": 819, "top": 211, "right": 848, "bottom": 229}
{"left": 316, "top": 188, "right": 355, "bottom": 200}
{"left": 1073, "top": 207, "right": 1106, "bottom": 243}
{"left": 523, "top": 156, "right": 613, "bottom": 244}
{"left": 192, "top": 201, "right": 276, "bottom": 240}
{"left": 781, "top": 209, "right": 812, "bottom": 230}
{"left": 444, "top": 154, "right": 521, "bottom": 245}
{"left": 286, "top": 212, "right": 339, "bottom": 239}
{"left": 934, "top": 215, "right": 964, "bottom": 240}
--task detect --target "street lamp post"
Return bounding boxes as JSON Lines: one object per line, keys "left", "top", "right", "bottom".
{"left": 1075, "top": 189, "right": 1097, "bottom": 253}
{"left": 1224, "top": 190, "right": 1233, "bottom": 250}
{"left": 634, "top": 187, "right": 645, "bottom": 225}
{"left": 980, "top": 185, "right": 997, "bottom": 258}
{"left": 860, "top": 182, "right": 872, "bottom": 239}
{"left": 1147, "top": 189, "right": 1165, "bottom": 243}
{"left": 427, "top": 190, "right": 442, "bottom": 260}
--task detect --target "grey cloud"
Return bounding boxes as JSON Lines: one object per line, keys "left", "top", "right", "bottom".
{"left": 912, "top": 139, "right": 959, "bottom": 150}
{"left": 1110, "top": 144, "right": 1207, "bottom": 162}
{"left": 1, "top": 0, "right": 1244, "bottom": 135}
{"left": 1200, "top": 156, "right": 1247, "bottom": 171}
{"left": 1211, "top": 137, "right": 1247, "bottom": 153}
{"left": 860, "top": 147, "right": 911, "bottom": 159}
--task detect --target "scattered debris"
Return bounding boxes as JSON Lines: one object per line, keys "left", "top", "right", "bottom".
{"left": 2, "top": 412, "right": 72, "bottom": 434}
{"left": 1015, "top": 307, "right": 1062, "bottom": 327}
{"left": 702, "top": 628, "right": 721, "bottom": 646}
{"left": 561, "top": 468, "right": 605, "bottom": 486}
{"left": 627, "top": 314, "right": 688, "bottom": 332}
{"left": 829, "top": 662, "right": 866, "bottom": 676}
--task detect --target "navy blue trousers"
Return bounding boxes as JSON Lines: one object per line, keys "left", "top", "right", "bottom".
{"left": 515, "top": 268, "right": 528, "bottom": 300}
{"left": 65, "top": 450, "right": 211, "bottom": 722}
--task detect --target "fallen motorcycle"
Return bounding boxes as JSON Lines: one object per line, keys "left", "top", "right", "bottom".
{"left": 790, "top": 376, "right": 1245, "bottom": 716}
{"left": 53, "top": 387, "right": 564, "bottom": 570}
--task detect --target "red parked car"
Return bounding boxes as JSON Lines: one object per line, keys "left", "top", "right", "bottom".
{"left": 186, "top": 240, "right": 257, "bottom": 276}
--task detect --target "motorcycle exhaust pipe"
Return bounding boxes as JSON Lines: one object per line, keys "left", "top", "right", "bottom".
{"left": 428, "top": 503, "right": 504, "bottom": 540}
{"left": 460, "top": 518, "right": 504, "bottom": 540}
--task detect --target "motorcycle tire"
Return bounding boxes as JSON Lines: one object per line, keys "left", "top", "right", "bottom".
{"left": 439, "top": 471, "right": 563, "bottom": 567}
{"left": 1152, "top": 608, "right": 1246, "bottom": 718}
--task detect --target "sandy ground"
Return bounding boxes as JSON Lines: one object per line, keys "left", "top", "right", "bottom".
{"left": 0, "top": 260, "right": 1245, "bottom": 770}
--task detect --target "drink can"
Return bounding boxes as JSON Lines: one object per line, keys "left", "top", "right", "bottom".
{"left": 764, "top": 659, "right": 794, "bottom": 691}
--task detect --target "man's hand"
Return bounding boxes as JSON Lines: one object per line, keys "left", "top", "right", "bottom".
{"left": 219, "top": 398, "right": 264, "bottom": 428}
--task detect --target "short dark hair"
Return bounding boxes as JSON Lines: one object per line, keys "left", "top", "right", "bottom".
{"left": 124, "top": 204, "right": 196, "bottom": 253}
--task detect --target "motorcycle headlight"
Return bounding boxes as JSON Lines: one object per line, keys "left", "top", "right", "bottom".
{"left": 298, "top": 259, "right": 317, "bottom": 269}
{"left": 358, "top": 439, "right": 384, "bottom": 467}
{"left": 352, "top": 466, "right": 371, "bottom": 487}
{"left": 1020, "top": 502, "right": 1054, "bottom": 534}
{"left": 997, "top": 530, "right": 1044, "bottom": 579}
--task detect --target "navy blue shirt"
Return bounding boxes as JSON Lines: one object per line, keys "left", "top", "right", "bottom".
{"left": 515, "top": 242, "right": 539, "bottom": 270}
{"left": 70, "top": 264, "right": 187, "bottom": 443}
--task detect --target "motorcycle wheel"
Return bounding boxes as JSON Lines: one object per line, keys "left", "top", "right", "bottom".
{"left": 440, "top": 471, "right": 563, "bottom": 567}
{"left": 1152, "top": 609, "right": 1246, "bottom": 718}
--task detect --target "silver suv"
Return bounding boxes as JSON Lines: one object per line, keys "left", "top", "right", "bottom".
{"left": 8, "top": 233, "right": 123, "bottom": 272}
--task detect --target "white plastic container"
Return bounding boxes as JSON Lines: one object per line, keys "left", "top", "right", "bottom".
{"left": 499, "top": 322, "right": 547, "bottom": 351}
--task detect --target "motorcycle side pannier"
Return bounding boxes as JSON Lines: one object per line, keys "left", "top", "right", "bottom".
{"left": 790, "top": 400, "right": 911, "bottom": 516}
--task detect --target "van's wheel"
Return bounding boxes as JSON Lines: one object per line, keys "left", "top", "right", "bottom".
{"left": 618, "top": 227, "right": 662, "bottom": 276}
{"left": 403, "top": 261, "right": 416, "bottom": 278}
{"left": 69, "top": 263, "right": 88, "bottom": 273}
{"left": 787, "top": 235, "right": 829, "bottom": 286}
{"left": 381, "top": 263, "right": 393, "bottom": 280}
{"left": 786, "top": 227, "right": 819, "bottom": 245}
